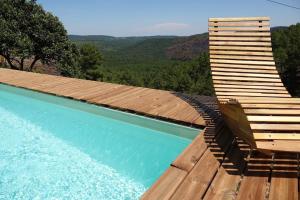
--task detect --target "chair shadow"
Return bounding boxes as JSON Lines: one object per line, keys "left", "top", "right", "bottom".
{"left": 173, "top": 92, "right": 299, "bottom": 179}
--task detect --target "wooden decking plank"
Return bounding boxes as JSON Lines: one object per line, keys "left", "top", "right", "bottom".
{"left": 141, "top": 166, "right": 188, "bottom": 200}
{"left": 172, "top": 133, "right": 208, "bottom": 172}
{"left": 236, "top": 152, "right": 272, "bottom": 200}
{"left": 269, "top": 153, "right": 299, "bottom": 200}
{"left": 170, "top": 127, "right": 234, "bottom": 200}
{"left": 203, "top": 140, "right": 249, "bottom": 200}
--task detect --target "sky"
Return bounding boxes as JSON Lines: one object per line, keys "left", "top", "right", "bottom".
{"left": 37, "top": 0, "right": 300, "bottom": 37}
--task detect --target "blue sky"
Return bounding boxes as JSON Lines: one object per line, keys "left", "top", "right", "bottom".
{"left": 38, "top": 0, "right": 300, "bottom": 36}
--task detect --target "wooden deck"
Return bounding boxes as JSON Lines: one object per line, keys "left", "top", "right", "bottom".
{"left": 0, "top": 68, "right": 299, "bottom": 199}
{"left": 0, "top": 68, "right": 205, "bottom": 126}
{"left": 143, "top": 95, "right": 299, "bottom": 200}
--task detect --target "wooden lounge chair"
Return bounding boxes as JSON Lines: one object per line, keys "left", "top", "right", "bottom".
{"left": 209, "top": 17, "right": 300, "bottom": 153}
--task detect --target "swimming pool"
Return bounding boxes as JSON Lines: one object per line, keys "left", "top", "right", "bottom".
{"left": 0, "top": 84, "right": 200, "bottom": 200}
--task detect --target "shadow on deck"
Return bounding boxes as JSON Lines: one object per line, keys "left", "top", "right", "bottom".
{"left": 143, "top": 94, "right": 299, "bottom": 200}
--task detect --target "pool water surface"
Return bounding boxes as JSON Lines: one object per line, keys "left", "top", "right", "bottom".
{"left": 0, "top": 84, "right": 200, "bottom": 200}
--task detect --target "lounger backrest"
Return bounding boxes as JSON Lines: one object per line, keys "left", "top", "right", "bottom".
{"left": 208, "top": 17, "right": 291, "bottom": 102}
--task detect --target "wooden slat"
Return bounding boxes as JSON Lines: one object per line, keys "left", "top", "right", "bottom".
{"left": 209, "top": 36, "right": 271, "bottom": 41}
{"left": 217, "top": 93, "right": 289, "bottom": 98}
{"left": 257, "top": 140, "right": 300, "bottom": 152}
{"left": 215, "top": 84, "right": 286, "bottom": 90}
{"left": 241, "top": 104, "right": 300, "bottom": 109}
{"left": 210, "top": 54, "right": 274, "bottom": 61}
{"left": 208, "top": 21, "right": 270, "bottom": 27}
{"left": 141, "top": 166, "right": 187, "bottom": 200}
{"left": 212, "top": 71, "right": 279, "bottom": 78}
{"left": 210, "top": 59, "right": 275, "bottom": 65}
{"left": 210, "top": 41, "right": 271, "bottom": 46}
{"left": 211, "top": 63, "right": 276, "bottom": 70}
{"left": 213, "top": 76, "right": 281, "bottom": 82}
{"left": 250, "top": 124, "right": 300, "bottom": 131}
{"left": 213, "top": 80, "right": 283, "bottom": 87}
{"left": 209, "top": 27, "right": 269, "bottom": 31}
{"left": 209, "top": 17, "right": 270, "bottom": 22}
{"left": 212, "top": 67, "right": 278, "bottom": 74}
{"left": 215, "top": 88, "right": 287, "bottom": 94}
{"left": 245, "top": 109, "right": 300, "bottom": 115}
{"left": 210, "top": 50, "right": 273, "bottom": 56}
{"left": 254, "top": 133, "right": 300, "bottom": 140}
{"left": 248, "top": 116, "right": 300, "bottom": 123}
{"left": 210, "top": 45, "right": 272, "bottom": 51}
{"left": 238, "top": 98, "right": 300, "bottom": 103}
{"left": 209, "top": 32, "right": 271, "bottom": 36}
{"left": 172, "top": 133, "right": 207, "bottom": 172}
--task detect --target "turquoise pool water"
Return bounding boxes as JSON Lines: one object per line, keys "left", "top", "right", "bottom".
{"left": 0, "top": 84, "right": 200, "bottom": 200}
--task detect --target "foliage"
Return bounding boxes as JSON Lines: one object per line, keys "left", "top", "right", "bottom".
{"left": 0, "top": 0, "right": 74, "bottom": 71}
{"left": 272, "top": 23, "right": 300, "bottom": 95}
{"left": 78, "top": 44, "right": 103, "bottom": 80}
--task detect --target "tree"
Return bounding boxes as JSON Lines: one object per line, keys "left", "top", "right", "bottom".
{"left": 272, "top": 23, "right": 300, "bottom": 95}
{"left": 79, "top": 44, "right": 103, "bottom": 80}
{"left": 0, "top": 0, "right": 74, "bottom": 71}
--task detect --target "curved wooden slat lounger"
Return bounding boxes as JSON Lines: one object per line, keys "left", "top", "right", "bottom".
{"left": 209, "top": 17, "right": 300, "bottom": 153}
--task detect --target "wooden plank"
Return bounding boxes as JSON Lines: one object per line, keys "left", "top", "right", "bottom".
{"left": 171, "top": 127, "right": 233, "bottom": 200}
{"left": 210, "top": 59, "right": 275, "bottom": 65}
{"left": 256, "top": 140, "right": 300, "bottom": 152}
{"left": 212, "top": 71, "right": 279, "bottom": 78}
{"left": 212, "top": 67, "right": 278, "bottom": 74}
{"left": 209, "top": 21, "right": 269, "bottom": 27}
{"left": 216, "top": 92, "right": 289, "bottom": 98}
{"left": 248, "top": 116, "right": 300, "bottom": 123}
{"left": 213, "top": 76, "right": 281, "bottom": 83}
{"left": 203, "top": 143, "right": 248, "bottom": 200}
{"left": 209, "top": 17, "right": 270, "bottom": 22}
{"left": 250, "top": 124, "right": 300, "bottom": 131}
{"left": 213, "top": 80, "right": 283, "bottom": 87}
{"left": 210, "top": 54, "right": 274, "bottom": 61}
{"left": 210, "top": 50, "right": 273, "bottom": 56}
{"left": 242, "top": 104, "right": 300, "bottom": 109}
{"left": 269, "top": 154, "right": 298, "bottom": 200}
{"left": 254, "top": 133, "right": 300, "bottom": 140}
{"left": 211, "top": 63, "right": 276, "bottom": 70}
{"left": 170, "top": 150, "right": 222, "bottom": 200}
{"left": 209, "top": 32, "right": 271, "bottom": 36}
{"left": 209, "top": 45, "right": 272, "bottom": 51}
{"left": 215, "top": 88, "right": 288, "bottom": 94}
{"left": 245, "top": 109, "right": 300, "bottom": 115}
{"left": 215, "top": 84, "right": 286, "bottom": 90}
{"left": 209, "top": 36, "right": 271, "bottom": 41}
{"left": 236, "top": 152, "right": 272, "bottom": 200}
{"left": 141, "top": 166, "right": 187, "bottom": 200}
{"left": 210, "top": 41, "right": 271, "bottom": 46}
{"left": 172, "top": 132, "right": 208, "bottom": 172}
{"left": 238, "top": 98, "right": 300, "bottom": 103}
{"left": 209, "top": 27, "right": 269, "bottom": 31}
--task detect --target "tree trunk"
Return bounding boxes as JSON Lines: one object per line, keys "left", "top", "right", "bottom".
{"left": 29, "top": 57, "right": 39, "bottom": 71}
{"left": 2, "top": 54, "right": 19, "bottom": 70}
{"left": 20, "top": 58, "right": 25, "bottom": 71}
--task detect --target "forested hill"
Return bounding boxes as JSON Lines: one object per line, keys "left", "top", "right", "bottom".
{"left": 66, "top": 25, "right": 299, "bottom": 96}
{"left": 69, "top": 33, "right": 208, "bottom": 64}
{"left": 69, "top": 26, "right": 284, "bottom": 66}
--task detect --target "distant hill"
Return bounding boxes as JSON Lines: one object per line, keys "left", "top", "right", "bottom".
{"left": 69, "top": 26, "right": 287, "bottom": 68}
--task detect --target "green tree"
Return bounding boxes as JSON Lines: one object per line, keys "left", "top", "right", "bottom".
{"left": 272, "top": 23, "right": 300, "bottom": 95}
{"left": 79, "top": 44, "right": 103, "bottom": 80}
{"left": 0, "top": 0, "right": 74, "bottom": 71}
